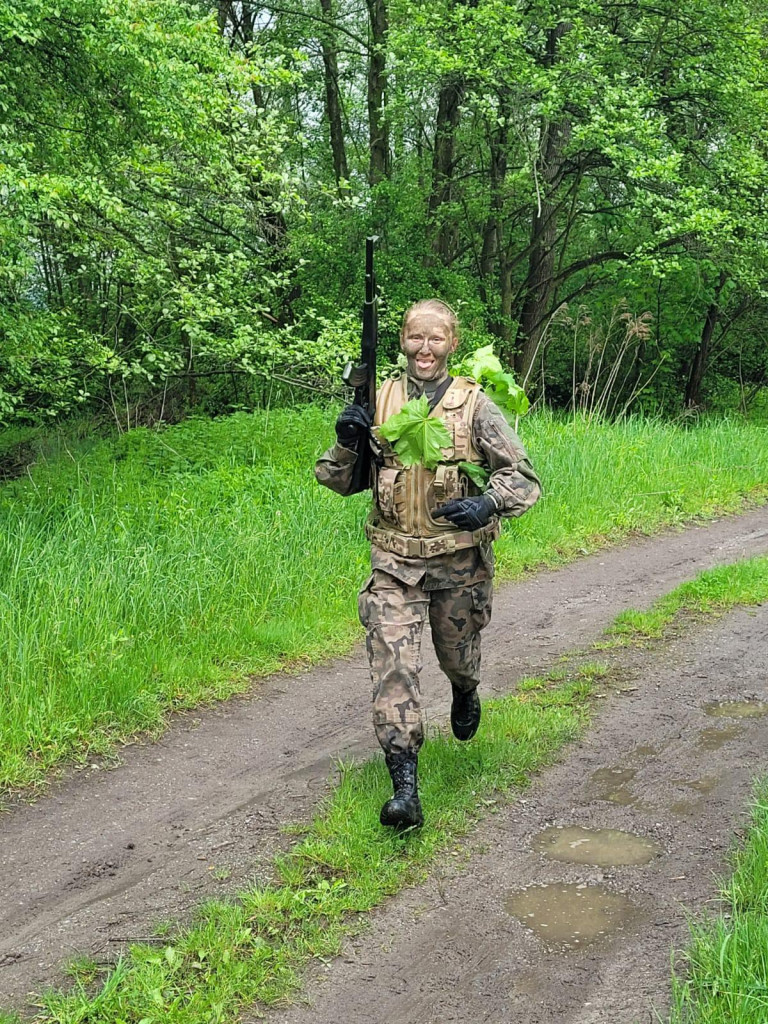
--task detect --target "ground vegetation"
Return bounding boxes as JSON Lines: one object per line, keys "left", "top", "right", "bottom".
{"left": 2, "top": 408, "right": 767, "bottom": 793}
{"left": 4, "top": 554, "right": 768, "bottom": 1023}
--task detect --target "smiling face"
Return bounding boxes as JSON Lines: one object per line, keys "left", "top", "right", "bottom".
{"left": 400, "top": 310, "right": 458, "bottom": 382}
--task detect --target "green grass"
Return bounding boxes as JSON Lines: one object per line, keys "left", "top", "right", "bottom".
{"left": 6, "top": 669, "right": 596, "bottom": 1024}
{"left": 1, "top": 408, "right": 767, "bottom": 791}
{"left": 667, "top": 782, "right": 768, "bottom": 1023}
{"left": 608, "top": 555, "right": 768, "bottom": 642}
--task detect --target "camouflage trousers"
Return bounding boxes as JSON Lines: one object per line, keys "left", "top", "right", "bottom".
{"left": 358, "top": 569, "right": 494, "bottom": 754}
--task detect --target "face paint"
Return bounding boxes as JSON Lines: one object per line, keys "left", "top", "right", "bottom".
{"left": 400, "top": 312, "right": 458, "bottom": 382}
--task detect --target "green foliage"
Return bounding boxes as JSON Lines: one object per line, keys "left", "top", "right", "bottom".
{"left": 377, "top": 395, "right": 453, "bottom": 469}
{"left": 668, "top": 778, "right": 768, "bottom": 1023}
{"left": 453, "top": 345, "right": 530, "bottom": 419}
{"left": 609, "top": 556, "right": 768, "bottom": 643}
{"left": 0, "top": 0, "right": 298, "bottom": 424}
{"left": 2, "top": 408, "right": 768, "bottom": 792}
{"left": 2, "top": 0, "right": 768, "bottom": 418}
{"left": 457, "top": 461, "right": 490, "bottom": 489}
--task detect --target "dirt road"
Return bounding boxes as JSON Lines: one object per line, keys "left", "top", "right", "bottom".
{"left": 2, "top": 508, "right": 768, "bottom": 1016}
{"left": 271, "top": 603, "right": 768, "bottom": 1024}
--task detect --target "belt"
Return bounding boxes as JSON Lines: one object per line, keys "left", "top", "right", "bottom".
{"left": 365, "top": 520, "right": 500, "bottom": 558}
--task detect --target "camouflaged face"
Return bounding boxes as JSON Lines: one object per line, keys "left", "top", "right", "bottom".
{"left": 358, "top": 568, "right": 493, "bottom": 755}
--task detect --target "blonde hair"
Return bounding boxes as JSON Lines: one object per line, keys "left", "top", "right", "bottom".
{"left": 401, "top": 299, "right": 460, "bottom": 341}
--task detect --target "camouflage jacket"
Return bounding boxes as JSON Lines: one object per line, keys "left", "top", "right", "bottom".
{"left": 315, "top": 383, "right": 541, "bottom": 590}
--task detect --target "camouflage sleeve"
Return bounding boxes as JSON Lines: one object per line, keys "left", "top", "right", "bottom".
{"left": 472, "top": 393, "right": 541, "bottom": 517}
{"left": 314, "top": 442, "right": 359, "bottom": 495}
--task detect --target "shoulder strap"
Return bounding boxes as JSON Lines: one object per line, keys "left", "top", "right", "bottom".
{"left": 428, "top": 375, "right": 454, "bottom": 412}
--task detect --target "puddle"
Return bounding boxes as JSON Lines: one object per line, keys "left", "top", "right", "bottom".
{"left": 683, "top": 776, "right": 720, "bottom": 794}
{"left": 533, "top": 826, "right": 661, "bottom": 867}
{"left": 704, "top": 700, "right": 768, "bottom": 719}
{"left": 587, "top": 767, "right": 645, "bottom": 807}
{"left": 671, "top": 798, "right": 700, "bottom": 817}
{"left": 697, "top": 725, "right": 743, "bottom": 751}
{"left": 670, "top": 776, "right": 721, "bottom": 814}
{"left": 633, "top": 744, "right": 659, "bottom": 758}
{"left": 506, "top": 883, "right": 639, "bottom": 949}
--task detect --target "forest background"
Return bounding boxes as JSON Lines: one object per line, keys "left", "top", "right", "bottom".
{"left": 2, "top": 0, "right": 768, "bottom": 433}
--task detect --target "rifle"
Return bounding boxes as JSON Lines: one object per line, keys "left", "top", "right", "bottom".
{"left": 341, "top": 236, "right": 379, "bottom": 495}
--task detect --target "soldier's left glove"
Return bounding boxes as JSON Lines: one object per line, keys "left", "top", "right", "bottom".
{"left": 433, "top": 491, "right": 502, "bottom": 531}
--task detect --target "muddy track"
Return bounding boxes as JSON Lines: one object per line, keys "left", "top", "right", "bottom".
{"left": 270, "top": 605, "right": 768, "bottom": 1024}
{"left": 2, "top": 508, "right": 768, "bottom": 1010}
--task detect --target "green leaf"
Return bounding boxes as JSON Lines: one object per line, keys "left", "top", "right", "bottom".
{"left": 455, "top": 344, "right": 504, "bottom": 381}
{"left": 452, "top": 345, "right": 529, "bottom": 420}
{"left": 458, "top": 461, "right": 490, "bottom": 488}
{"left": 484, "top": 370, "right": 530, "bottom": 417}
{"left": 378, "top": 396, "right": 453, "bottom": 470}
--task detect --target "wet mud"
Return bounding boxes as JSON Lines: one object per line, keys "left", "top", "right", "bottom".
{"left": 269, "top": 605, "right": 768, "bottom": 1024}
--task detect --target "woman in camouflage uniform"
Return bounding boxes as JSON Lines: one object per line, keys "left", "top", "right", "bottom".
{"left": 315, "top": 300, "right": 540, "bottom": 828}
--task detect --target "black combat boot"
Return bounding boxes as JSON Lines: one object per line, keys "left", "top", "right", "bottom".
{"left": 380, "top": 751, "right": 423, "bottom": 829}
{"left": 450, "top": 684, "right": 481, "bottom": 741}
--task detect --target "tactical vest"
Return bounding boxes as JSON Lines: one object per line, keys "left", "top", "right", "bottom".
{"left": 365, "top": 373, "right": 501, "bottom": 558}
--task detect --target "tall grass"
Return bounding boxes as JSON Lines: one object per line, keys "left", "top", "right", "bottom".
{"left": 668, "top": 783, "right": 768, "bottom": 1023}
{"left": 1, "top": 409, "right": 767, "bottom": 791}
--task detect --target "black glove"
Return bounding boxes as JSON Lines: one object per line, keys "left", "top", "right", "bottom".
{"left": 433, "top": 492, "right": 501, "bottom": 531}
{"left": 335, "top": 404, "right": 372, "bottom": 448}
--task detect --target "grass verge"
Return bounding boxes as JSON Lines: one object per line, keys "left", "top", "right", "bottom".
{"left": 607, "top": 555, "right": 768, "bottom": 643}
{"left": 1, "top": 408, "right": 767, "bottom": 791}
{"left": 667, "top": 780, "right": 768, "bottom": 1023}
{"left": 2, "top": 668, "right": 599, "bottom": 1024}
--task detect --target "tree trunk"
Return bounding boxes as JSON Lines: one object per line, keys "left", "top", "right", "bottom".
{"left": 481, "top": 91, "right": 510, "bottom": 341}
{"left": 366, "top": 0, "right": 389, "bottom": 185}
{"left": 319, "top": 0, "right": 349, "bottom": 194}
{"left": 685, "top": 271, "right": 727, "bottom": 408}
{"left": 428, "top": 75, "right": 466, "bottom": 262}
{"left": 514, "top": 23, "right": 571, "bottom": 383}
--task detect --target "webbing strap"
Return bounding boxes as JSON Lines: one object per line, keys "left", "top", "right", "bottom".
{"left": 427, "top": 375, "right": 454, "bottom": 412}
{"left": 365, "top": 520, "right": 499, "bottom": 558}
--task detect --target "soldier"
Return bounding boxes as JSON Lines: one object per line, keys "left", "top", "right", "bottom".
{"left": 315, "top": 299, "right": 540, "bottom": 828}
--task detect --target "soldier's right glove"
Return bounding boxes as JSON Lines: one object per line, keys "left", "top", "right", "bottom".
{"left": 335, "top": 404, "right": 372, "bottom": 448}
{"left": 433, "top": 492, "right": 501, "bottom": 531}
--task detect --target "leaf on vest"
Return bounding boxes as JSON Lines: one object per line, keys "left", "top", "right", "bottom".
{"left": 458, "top": 461, "right": 490, "bottom": 489}
{"left": 378, "top": 395, "right": 453, "bottom": 470}
{"left": 452, "top": 344, "right": 530, "bottom": 419}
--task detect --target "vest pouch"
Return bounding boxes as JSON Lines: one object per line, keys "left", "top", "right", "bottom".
{"left": 427, "top": 463, "right": 468, "bottom": 529}
{"left": 376, "top": 466, "right": 404, "bottom": 525}
{"left": 432, "top": 464, "right": 465, "bottom": 504}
